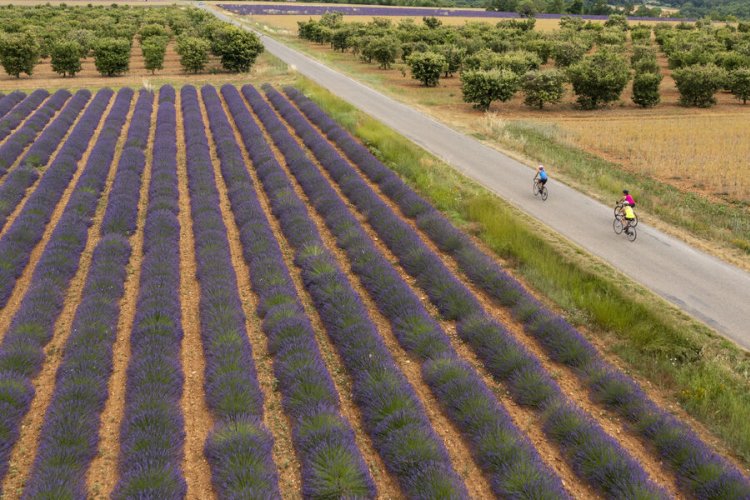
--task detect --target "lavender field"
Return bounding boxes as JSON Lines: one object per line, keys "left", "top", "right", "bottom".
{"left": 0, "top": 83, "right": 746, "bottom": 498}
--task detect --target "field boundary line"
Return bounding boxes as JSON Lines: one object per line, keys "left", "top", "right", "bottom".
{"left": 0, "top": 93, "right": 116, "bottom": 347}
{"left": 234, "top": 89, "right": 403, "bottom": 497}
{"left": 205, "top": 89, "right": 302, "bottom": 496}
{"left": 86, "top": 90, "right": 158, "bottom": 499}
{"left": 175, "top": 91, "right": 216, "bottom": 500}
{"left": 0, "top": 92, "right": 137, "bottom": 499}
{"left": 252, "top": 90, "right": 493, "bottom": 498}
{"left": 282, "top": 94, "right": 685, "bottom": 496}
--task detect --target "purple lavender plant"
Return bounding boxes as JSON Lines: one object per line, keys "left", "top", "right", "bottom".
{"left": 284, "top": 85, "right": 750, "bottom": 497}
{"left": 0, "top": 88, "right": 133, "bottom": 495}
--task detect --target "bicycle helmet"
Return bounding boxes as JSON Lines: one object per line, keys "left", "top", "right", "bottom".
{"left": 622, "top": 201, "right": 630, "bottom": 206}
{"left": 539, "top": 165, "right": 545, "bottom": 170}
{"left": 623, "top": 189, "right": 629, "bottom": 194}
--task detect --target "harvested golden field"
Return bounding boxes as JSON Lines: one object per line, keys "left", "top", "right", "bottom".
{"left": 544, "top": 112, "right": 750, "bottom": 201}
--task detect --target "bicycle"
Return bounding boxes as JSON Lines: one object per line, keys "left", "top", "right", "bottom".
{"left": 533, "top": 178, "right": 548, "bottom": 201}
{"left": 614, "top": 201, "right": 638, "bottom": 227}
{"left": 613, "top": 213, "right": 637, "bottom": 242}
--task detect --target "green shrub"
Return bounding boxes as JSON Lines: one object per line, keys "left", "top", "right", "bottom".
{"left": 176, "top": 35, "right": 210, "bottom": 74}
{"left": 368, "top": 36, "right": 399, "bottom": 70}
{"left": 211, "top": 26, "right": 263, "bottom": 73}
{"left": 93, "top": 37, "right": 130, "bottom": 77}
{"left": 50, "top": 40, "right": 83, "bottom": 77}
{"left": 728, "top": 68, "right": 750, "bottom": 104}
{"left": 551, "top": 39, "right": 587, "bottom": 67}
{"left": 521, "top": 69, "right": 566, "bottom": 109}
{"left": 0, "top": 32, "right": 40, "bottom": 78}
{"left": 672, "top": 63, "right": 727, "bottom": 107}
{"left": 407, "top": 51, "right": 446, "bottom": 87}
{"left": 142, "top": 36, "right": 167, "bottom": 74}
{"left": 631, "top": 72, "right": 662, "bottom": 108}
{"left": 567, "top": 49, "right": 630, "bottom": 109}
{"left": 461, "top": 68, "right": 520, "bottom": 111}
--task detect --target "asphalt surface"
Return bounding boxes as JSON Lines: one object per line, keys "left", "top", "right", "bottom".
{"left": 206, "top": 5, "right": 750, "bottom": 351}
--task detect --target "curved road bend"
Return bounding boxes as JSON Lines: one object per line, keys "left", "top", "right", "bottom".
{"left": 206, "top": 5, "right": 750, "bottom": 350}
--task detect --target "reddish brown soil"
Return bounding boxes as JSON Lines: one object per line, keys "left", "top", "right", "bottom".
{"left": 202, "top": 91, "right": 304, "bottom": 496}
{"left": 256, "top": 91, "right": 498, "bottom": 499}
{"left": 0, "top": 94, "right": 136, "bottom": 498}
{"left": 175, "top": 92, "right": 216, "bottom": 499}
{"left": 86, "top": 92, "right": 158, "bottom": 498}
{"left": 237, "top": 91, "right": 404, "bottom": 497}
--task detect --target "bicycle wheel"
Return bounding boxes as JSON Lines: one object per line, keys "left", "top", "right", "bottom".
{"left": 626, "top": 227, "right": 637, "bottom": 242}
{"left": 533, "top": 180, "right": 539, "bottom": 196}
{"left": 540, "top": 186, "right": 548, "bottom": 201}
{"left": 613, "top": 217, "right": 623, "bottom": 234}
{"left": 632, "top": 213, "right": 639, "bottom": 227}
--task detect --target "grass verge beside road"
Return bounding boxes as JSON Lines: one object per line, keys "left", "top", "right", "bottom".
{"left": 294, "top": 77, "right": 750, "bottom": 468}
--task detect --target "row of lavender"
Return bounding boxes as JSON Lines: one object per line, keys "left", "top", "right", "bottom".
{"left": 0, "top": 89, "right": 49, "bottom": 155}
{"left": 223, "top": 82, "right": 396, "bottom": 497}
{"left": 206, "top": 84, "right": 377, "bottom": 497}
{"left": 0, "top": 89, "right": 69, "bottom": 175}
{"left": 181, "top": 85, "right": 280, "bottom": 497}
{"left": 283, "top": 86, "right": 750, "bottom": 498}
{"left": 236, "top": 84, "right": 471, "bottom": 497}
{"left": 253, "top": 84, "right": 573, "bottom": 498}
{"left": 219, "top": 4, "right": 688, "bottom": 21}
{"left": 0, "top": 91, "right": 26, "bottom": 122}
{"left": 113, "top": 86, "right": 188, "bottom": 498}
{"left": 0, "top": 90, "right": 91, "bottom": 232}
{"left": 22, "top": 88, "right": 153, "bottom": 498}
{"left": 0, "top": 88, "right": 131, "bottom": 496}
{"left": 0, "top": 89, "right": 113, "bottom": 308}
{"left": 264, "top": 85, "right": 669, "bottom": 498}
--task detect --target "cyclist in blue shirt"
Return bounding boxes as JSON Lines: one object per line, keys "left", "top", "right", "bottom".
{"left": 534, "top": 165, "right": 548, "bottom": 189}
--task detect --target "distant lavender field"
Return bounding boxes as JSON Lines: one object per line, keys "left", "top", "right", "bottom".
{"left": 219, "top": 3, "right": 689, "bottom": 22}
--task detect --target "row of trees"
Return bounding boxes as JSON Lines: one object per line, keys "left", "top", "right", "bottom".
{"left": 299, "top": 13, "right": 750, "bottom": 109}
{"left": 0, "top": 5, "right": 263, "bottom": 79}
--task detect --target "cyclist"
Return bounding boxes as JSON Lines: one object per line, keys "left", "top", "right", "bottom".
{"left": 534, "top": 165, "right": 548, "bottom": 192}
{"left": 621, "top": 189, "right": 635, "bottom": 209}
{"left": 622, "top": 201, "right": 636, "bottom": 234}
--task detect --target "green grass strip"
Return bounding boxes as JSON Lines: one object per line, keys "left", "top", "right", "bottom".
{"left": 293, "top": 77, "right": 750, "bottom": 468}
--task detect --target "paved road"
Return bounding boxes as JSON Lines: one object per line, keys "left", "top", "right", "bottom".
{"left": 207, "top": 6, "right": 750, "bottom": 350}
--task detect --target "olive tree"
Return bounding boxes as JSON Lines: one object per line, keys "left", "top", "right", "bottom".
{"left": 631, "top": 71, "right": 662, "bottom": 107}
{"left": 177, "top": 36, "right": 210, "bottom": 74}
{"left": 93, "top": 37, "right": 131, "bottom": 77}
{"left": 0, "top": 33, "right": 40, "bottom": 78}
{"left": 407, "top": 51, "right": 446, "bottom": 87}
{"left": 368, "top": 36, "right": 399, "bottom": 69}
{"left": 567, "top": 49, "right": 630, "bottom": 109}
{"left": 142, "top": 36, "right": 168, "bottom": 74}
{"left": 211, "top": 26, "right": 263, "bottom": 73}
{"left": 522, "top": 69, "right": 566, "bottom": 109}
{"left": 672, "top": 63, "right": 727, "bottom": 107}
{"left": 50, "top": 40, "right": 83, "bottom": 77}
{"left": 728, "top": 68, "right": 750, "bottom": 104}
{"left": 461, "top": 68, "right": 520, "bottom": 111}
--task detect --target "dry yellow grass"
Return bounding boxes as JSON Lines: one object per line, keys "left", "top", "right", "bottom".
{"left": 547, "top": 113, "right": 750, "bottom": 201}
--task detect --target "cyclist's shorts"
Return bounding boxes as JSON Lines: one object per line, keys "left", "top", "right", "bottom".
{"left": 538, "top": 178, "right": 547, "bottom": 185}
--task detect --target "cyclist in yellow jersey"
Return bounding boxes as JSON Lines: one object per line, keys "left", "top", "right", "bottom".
{"left": 622, "top": 202, "right": 636, "bottom": 234}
